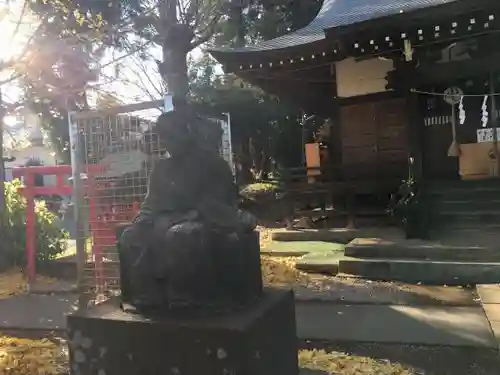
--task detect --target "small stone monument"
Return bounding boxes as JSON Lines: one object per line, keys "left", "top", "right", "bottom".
{"left": 67, "top": 108, "right": 298, "bottom": 375}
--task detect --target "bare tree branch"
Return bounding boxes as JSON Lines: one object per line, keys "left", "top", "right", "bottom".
{"left": 191, "top": 12, "right": 223, "bottom": 49}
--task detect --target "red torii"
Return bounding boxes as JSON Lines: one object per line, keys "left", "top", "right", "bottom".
{"left": 11, "top": 164, "right": 103, "bottom": 285}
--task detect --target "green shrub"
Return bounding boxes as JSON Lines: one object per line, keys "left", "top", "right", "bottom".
{"left": 240, "top": 182, "right": 282, "bottom": 200}
{"left": 0, "top": 179, "right": 68, "bottom": 269}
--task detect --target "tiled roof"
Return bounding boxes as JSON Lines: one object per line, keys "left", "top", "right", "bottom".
{"left": 209, "top": 0, "right": 461, "bottom": 53}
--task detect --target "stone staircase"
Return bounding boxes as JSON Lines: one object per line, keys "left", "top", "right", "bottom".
{"left": 266, "top": 227, "right": 500, "bottom": 285}
{"left": 426, "top": 179, "right": 500, "bottom": 241}
{"left": 341, "top": 238, "right": 500, "bottom": 285}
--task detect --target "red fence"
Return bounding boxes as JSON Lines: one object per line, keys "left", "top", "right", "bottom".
{"left": 11, "top": 165, "right": 140, "bottom": 286}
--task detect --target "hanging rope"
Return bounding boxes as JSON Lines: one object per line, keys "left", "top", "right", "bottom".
{"left": 411, "top": 89, "right": 500, "bottom": 97}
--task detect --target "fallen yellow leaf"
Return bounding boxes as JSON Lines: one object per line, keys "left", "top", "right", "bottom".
{"left": 0, "top": 269, "right": 60, "bottom": 300}
{"left": 0, "top": 335, "right": 67, "bottom": 375}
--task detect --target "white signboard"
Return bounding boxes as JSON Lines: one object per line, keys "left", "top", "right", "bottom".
{"left": 99, "top": 149, "right": 147, "bottom": 178}
{"left": 211, "top": 113, "right": 235, "bottom": 175}
{"left": 477, "top": 128, "right": 500, "bottom": 143}
{"left": 444, "top": 86, "right": 463, "bottom": 105}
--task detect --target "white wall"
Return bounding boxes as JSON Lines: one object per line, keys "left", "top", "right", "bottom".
{"left": 5, "top": 146, "right": 57, "bottom": 185}
{"left": 336, "top": 57, "right": 393, "bottom": 98}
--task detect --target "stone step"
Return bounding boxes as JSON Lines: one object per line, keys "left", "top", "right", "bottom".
{"left": 338, "top": 258, "right": 500, "bottom": 285}
{"left": 429, "top": 212, "right": 500, "bottom": 229}
{"left": 430, "top": 200, "right": 500, "bottom": 212}
{"left": 294, "top": 252, "right": 344, "bottom": 275}
{"left": 428, "top": 179, "right": 500, "bottom": 190}
{"left": 270, "top": 227, "right": 403, "bottom": 243}
{"left": 426, "top": 187, "right": 500, "bottom": 201}
{"left": 271, "top": 229, "right": 360, "bottom": 243}
{"left": 429, "top": 227, "right": 500, "bottom": 238}
{"left": 431, "top": 223, "right": 500, "bottom": 235}
{"left": 261, "top": 241, "right": 345, "bottom": 257}
{"left": 344, "top": 238, "right": 500, "bottom": 262}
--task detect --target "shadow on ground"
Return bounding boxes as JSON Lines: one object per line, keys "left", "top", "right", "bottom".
{"left": 301, "top": 340, "right": 500, "bottom": 375}
{"left": 300, "top": 369, "right": 328, "bottom": 375}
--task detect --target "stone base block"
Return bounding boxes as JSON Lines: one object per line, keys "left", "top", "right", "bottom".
{"left": 67, "top": 289, "right": 298, "bottom": 375}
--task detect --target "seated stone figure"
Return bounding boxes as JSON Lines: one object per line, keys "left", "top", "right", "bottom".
{"left": 118, "top": 110, "right": 262, "bottom": 315}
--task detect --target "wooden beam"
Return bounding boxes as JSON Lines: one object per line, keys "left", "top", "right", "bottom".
{"left": 326, "top": 0, "right": 500, "bottom": 38}
{"left": 409, "top": 52, "right": 500, "bottom": 85}
{"left": 337, "top": 91, "right": 400, "bottom": 106}
{"left": 72, "top": 100, "right": 163, "bottom": 120}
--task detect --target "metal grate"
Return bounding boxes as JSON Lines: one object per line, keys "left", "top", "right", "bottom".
{"left": 70, "top": 102, "right": 234, "bottom": 306}
{"left": 70, "top": 103, "right": 163, "bottom": 305}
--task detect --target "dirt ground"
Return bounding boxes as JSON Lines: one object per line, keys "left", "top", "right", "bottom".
{"left": 300, "top": 340, "right": 500, "bottom": 375}
{"left": 1, "top": 333, "right": 498, "bottom": 375}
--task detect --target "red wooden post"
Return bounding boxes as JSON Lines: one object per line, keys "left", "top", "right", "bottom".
{"left": 24, "top": 172, "right": 36, "bottom": 285}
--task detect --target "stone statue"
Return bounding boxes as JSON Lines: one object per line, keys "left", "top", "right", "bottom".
{"left": 117, "top": 109, "right": 262, "bottom": 315}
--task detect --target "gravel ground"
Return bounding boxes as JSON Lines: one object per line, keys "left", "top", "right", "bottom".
{"left": 261, "top": 256, "right": 479, "bottom": 306}
{"left": 2, "top": 332, "right": 498, "bottom": 375}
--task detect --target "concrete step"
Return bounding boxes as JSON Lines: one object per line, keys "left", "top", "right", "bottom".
{"left": 426, "top": 188, "right": 500, "bottom": 203}
{"left": 270, "top": 227, "right": 404, "bottom": 243}
{"left": 430, "top": 226, "right": 500, "bottom": 237}
{"left": 271, "top": 229, "right": 360, "bottom": 243}
{"left": 294, "top": 252, "right": 344, "bottom": 275}
{"left": 429, "top": 212, "right": 500, "bottom": 230}
{"left": 344, "top": 238, "right": 500, "bottom": 262}
{"left": 338, "top": 258, "right": 500, "bottom": 285}
{"left": 431, "top": 200, "right": 500, "bottom": 212}
{"left": 261, "top": 241, "right": 345, "bottom": 257}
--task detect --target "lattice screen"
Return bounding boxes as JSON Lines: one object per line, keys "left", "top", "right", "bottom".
{"left": 70, "top": 105, "right": 233, "bottom": 304}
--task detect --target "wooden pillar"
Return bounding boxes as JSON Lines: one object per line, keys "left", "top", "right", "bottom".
{"left": 401, "top": 57, "right": 427, "bottom": 238}
{"left": 489, "top": 69, "right": 499, "bottom": 177}
{"left": 328, "top": 63, "right": 352, "bottom": 227}
{"left": 329, "top": 63, "right": 342, "bottom": 179}
{"left": 395, "top": 58, "right": 424, "bottom": 182}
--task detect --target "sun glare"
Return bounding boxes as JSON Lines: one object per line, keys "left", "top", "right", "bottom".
{"left": 0, "top": 3, "right": 38, "bottom": 63}
{"left": 3, "top": 115, "right": 17, "bottom": 127}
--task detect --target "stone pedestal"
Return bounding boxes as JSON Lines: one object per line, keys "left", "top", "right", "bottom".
{"left": 67, "top": 289, "right": 298, "bottom": 375}
{"left": 115, "top": 225, "right": 263, "bottom": 309}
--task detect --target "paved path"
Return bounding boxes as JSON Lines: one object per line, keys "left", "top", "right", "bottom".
{"left": 296, "top": 302, "right": 496, "bottom": 348}
{"left": 0, "top": 292, "right": 495, "bottom": 348}
{"left": 285, "top": 280, "right": 479, "bottom": 306}
{"left": 477, "top": 284, "right": 500, "bottom": 350}
{"left": 0, "top": 294, "right": 77, "bottom": 331}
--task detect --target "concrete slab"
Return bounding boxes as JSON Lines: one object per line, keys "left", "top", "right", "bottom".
{"left": 291, "top": 281, "right": 478, "bottom": 306}
{"left": 477, "top": 284, "right": 500, "bottom": 304}
{"left": 0, "top": 292, "right": 491, "bottom": 348}
{"left": 295, "top": 252, "right": 344, "bottom": 275}
{"left": 487, "top": 322, "right": 500, "bottom": 348}
{"left": 261, "top": 241, "right": 345, "bottom": 257}
{"left": 0, "top": 294, "right": 77, "bottom": 331}
{"left": 271, "top": 227, "right": 404, "bottom": 243}
{"left": 271, "top": 229, "right": 360, "bottom": 243}
{"left": 339, "top": 258, "right": 500, "bottom": 285}
{"left": 345, "top": 238, "right": 500, "bottom": 261}
{"left": 482, "top": 304, "right": 500, "bottom": 322}
{"left": 29, "top": 280, "right": 77, "bottom": 294}
{"left": 477, "top": 284, "right": 500, "bottom": 349}
{"left": 295, "top": 303, "right": 496, "bottom": 348}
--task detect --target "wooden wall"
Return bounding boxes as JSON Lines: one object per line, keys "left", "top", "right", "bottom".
{"left": 339, "top": 97, "right": 408, "bottom": 181}
{"left": 336, "top": 58, "right": 393, "bottom": 98}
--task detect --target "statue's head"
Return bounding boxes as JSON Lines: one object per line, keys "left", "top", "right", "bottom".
{"left": 154, "top": 111, "right": 192, "bottom": 157}
{"left": 154, "top": 108, "right": 225, "bottom": 157}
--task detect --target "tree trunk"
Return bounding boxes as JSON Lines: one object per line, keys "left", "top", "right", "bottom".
{"left": 161, "top": 44, "right": 190, "bottom": 108}
{"left": 159, "top": 0, "right": 193, "bottom": 110}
